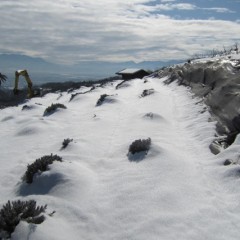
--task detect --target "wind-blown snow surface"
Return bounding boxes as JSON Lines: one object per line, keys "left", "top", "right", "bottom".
{"left": 1, "top": 77, "right": 240, "bottom": 239}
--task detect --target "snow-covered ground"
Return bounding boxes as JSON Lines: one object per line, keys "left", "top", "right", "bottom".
{"left": 191, "top": 50, "right": 240, "bottom": 63}
{"left": 1, "top": 76, "right": 240, "bottom": 239}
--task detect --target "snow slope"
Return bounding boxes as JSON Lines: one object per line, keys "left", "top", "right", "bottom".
{"left": 1, "top": 76, "right": 240, "bottom": 239}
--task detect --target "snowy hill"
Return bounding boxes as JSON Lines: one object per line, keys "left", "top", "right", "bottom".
{"left": 1, "top": 59, "right": 240, "bottom": 239}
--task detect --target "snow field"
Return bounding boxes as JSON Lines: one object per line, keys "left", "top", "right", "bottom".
{"left": 1, "top": 77, "right": 240, "bottom": 239}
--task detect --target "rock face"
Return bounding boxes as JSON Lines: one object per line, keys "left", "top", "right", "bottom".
{"left": 158, "top": 57, "right": 240, "bottom": 145}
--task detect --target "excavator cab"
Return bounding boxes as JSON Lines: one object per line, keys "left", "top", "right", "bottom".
{"left": 13, "top": 70, "right": 34, "bottom": 98}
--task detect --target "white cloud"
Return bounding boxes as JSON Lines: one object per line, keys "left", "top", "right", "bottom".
{"left": 160, "top": 0, "right": 176, "bottom": 2}
{"left": 203, "top": 7, "right": 235, "bottom": 13}
{"left": 132, "top": 3, "right": 196, "bottom": 13}
{"left": 0, "top": 0, "right": 239, "bottom": 64}
{"left": 164, "top": 3, "right": 196, "bottom": 10}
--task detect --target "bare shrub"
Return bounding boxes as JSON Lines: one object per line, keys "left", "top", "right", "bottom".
{"left": 0, "top": 200, "right": 46, "bottom": 238}
{"left": 96, "top": 94, "right": 109, "bottom": 106}
{"left": 43, "top": 103, "right": 66, "bottom": 116}
{"left": 140, "top": 89, "right": 154, "bottom": 98}
{"left": 116, "top": 80, "right": 128, "bottom": 89}
{"left": 144, "top": 112, "right": 154, "bottom": 119}
{"left": 223, "top": 159, "right": 233, "bottom": 166}
{"left": 69, "top": 86, "right": 95, "bottom": 102}
{"left": 128, "top": 138, "right": 151, "bottom": 155}
{"left": 233, "top": 42, "right": 238, "bottom": 54}
{"left": 61, "top": 138, "right": 73, "bottom": 150}
{"left": 22, "top": 105, "right": 33, "bottom": 111}
{"left": 23, "top": 154, "right": 62, "bottom": 184}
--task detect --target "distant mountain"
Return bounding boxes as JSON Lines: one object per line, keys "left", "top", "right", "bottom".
{"left": 0, "top": 54, "right": 183, "bottom": 86}
{"left": 0, "top": 54, "right": 61, "bottom": 73}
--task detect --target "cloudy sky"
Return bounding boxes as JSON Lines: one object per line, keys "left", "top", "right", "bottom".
{"left": 1, "top": 0, "right": 240, "bottom": 64}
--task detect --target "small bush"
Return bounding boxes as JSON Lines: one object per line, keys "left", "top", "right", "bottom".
{"left": 69, "top": 87, "right": 94, "bottom": 102}
{"left": 96, "top": 94, "right": 109, "bottom": 106}
{"left": 128, "top": 138, "right": 151, "bottom": 155}
{"left": 140, "top": 89, "right": 154, "bottom": 98}
{"left": 22, "top": 105, "right": 33, "bottom": 111}
{"left": 144, "top": 112, "right": 154, "bottom": 119}
{"left": 115, "top": 80, "right": 128, "bottom": 89}
{"left": 61, "top": 138, "right": 73, "bottom": 150}
{"left": 70, "top": 93, "right": 80, "bottom": 102}
{"left": 23, "top": 154, "right": 62, "bottom": 184}
{"left": 223, "top": 159, "right": 233, "bottom": 166}
{"left": 43, "top": 103, "right": 66, "bottom": 116}
{"left": 0, "top": 200, "right": 46, "bottom": 238}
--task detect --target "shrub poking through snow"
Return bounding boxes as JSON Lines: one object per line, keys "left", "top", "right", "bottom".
{"left": 96, "top": 94, "right": 109, "bottom": 106}
{"left": 128, "top": 138, "right": 151, "bottom": 155}
{"left": 0, "top": 200, "right": 47, "bottom": 238}
{"left": 223, "top": 159, "right": 233, "bottom": 166}
{"left": 43, "top": 103, "right": 66, "bottom": 116}
{"left": 22, "top": 105, "right": 33, "bottom": 111}
{"left": 23, "top": 154, "right": 62, "bottom": 184}
{"left": 144, "top": 112, "right": 154, "bottom": 119}
{"left": 61, "top": 138, "right": 73, "bottom": 150}
{"left": 140, "top": 89, "right": 154, "bottom": 98}
{"left": 69, "top": 87, "right": 95, "bottom": 102}
{"left": 116, "top": 80, "right": 128, "bottom": 89}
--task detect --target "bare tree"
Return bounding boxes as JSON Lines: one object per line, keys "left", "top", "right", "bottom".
{"left": 234, "top": 42, "right": 239, "bottom": 54}
{"left": 223, "top": 45, "right": 227, "bottom": 55}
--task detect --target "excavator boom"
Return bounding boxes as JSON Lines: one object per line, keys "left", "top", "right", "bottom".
{"left": 13, "top": 70, "right": 34, "bottom": 98}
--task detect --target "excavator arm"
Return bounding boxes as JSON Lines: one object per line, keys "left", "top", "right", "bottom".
{"left": 13, "top": 70, "right": 34, "bottom": 98}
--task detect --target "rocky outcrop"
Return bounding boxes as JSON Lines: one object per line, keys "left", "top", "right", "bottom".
{"left": 158, "top": 57, "right": 240, "bottom": 149}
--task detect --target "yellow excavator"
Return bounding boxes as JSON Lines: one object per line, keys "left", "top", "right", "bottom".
{"left": 13, "top": 70, "right": 34, "bottom": 98}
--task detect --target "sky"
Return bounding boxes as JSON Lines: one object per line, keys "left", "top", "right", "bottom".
{"left": 0, "top": 0, "right": 240, "bottom": 64}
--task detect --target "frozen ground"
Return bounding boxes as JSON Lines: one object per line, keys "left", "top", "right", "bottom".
{"left": 0, "top": 76, "right": 240, "bottom": 239}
